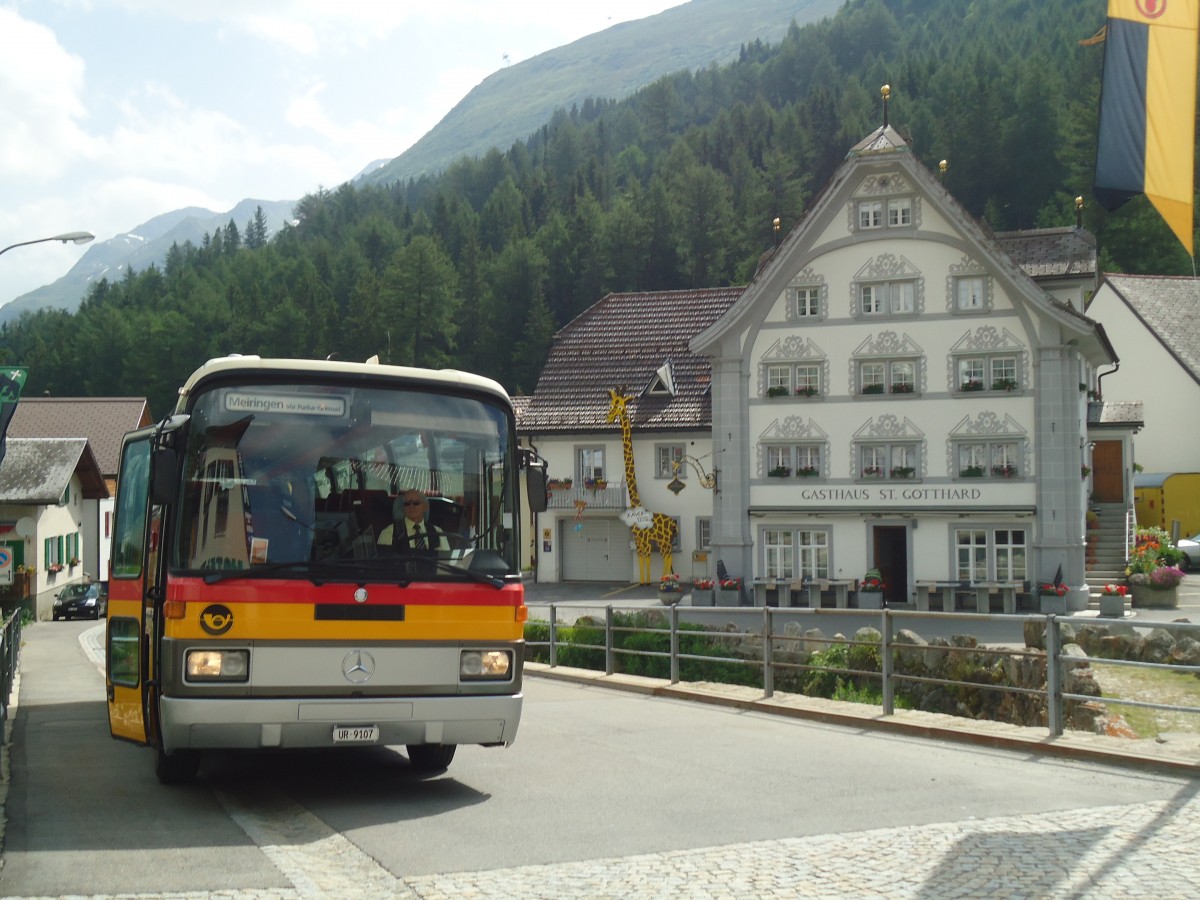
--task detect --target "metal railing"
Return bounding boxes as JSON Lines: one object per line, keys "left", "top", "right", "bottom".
{"left": 527, "top": 604, "right": 1200, "bottom": 739}
{"left": 1, "top": 608, "right": 22, "bottom": 722}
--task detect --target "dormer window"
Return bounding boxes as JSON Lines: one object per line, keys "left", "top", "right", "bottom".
{"left": 858, "top": 201, "right": 883, "bottom": 229}
{"left": 888, "top": 198, "right": 912, "bottom": 226}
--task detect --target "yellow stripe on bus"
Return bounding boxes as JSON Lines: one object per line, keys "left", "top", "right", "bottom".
{"left": 155, "top": 601, "right": 524, "bottom": 642}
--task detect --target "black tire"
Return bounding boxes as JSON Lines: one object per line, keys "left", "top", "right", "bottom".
{"left": 52, "top": 614, "right": 60, "bottom": 621}
{"left": 406, "top": 743, "right": 456, "bottom": 772}
{"left": 154, "top": 746, "right": 201, "bottom": 785}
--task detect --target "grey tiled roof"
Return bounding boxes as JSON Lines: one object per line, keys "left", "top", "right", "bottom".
{"left": 0, "top": 438, "right": 109, "bottom": 503}
{"left": 1088, "top": 400, "right": 1143, "bottom": 426}
{"left": 8, "top": 397, "right": 152, "bottom": 477}
{"left": 1101, "top": 274, "right": 1200, "bottom": 384}
{"left": 994, "top": 227, "right": 1097, "bottom": 279}
{"left": 519, "top": 287, "right": 744, "bottom": 433}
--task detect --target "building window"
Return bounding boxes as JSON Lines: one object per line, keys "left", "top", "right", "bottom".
{"left": 859, "top": 442, "right": 919, "bottom": 480}
{"left": 696, "top": 517, "right": 712, "bottom": 550}
{"left": 668, "top": 515, "right": 682, "bottom": 553}
{"left": 858, "top": 201, "right": 883, "bottom": 229}
{"left": 955, "top": 275, "right": 988, "bottom": 312}
{"left": 956, "top": 440, "right": 1022, "bottom": 478}
{"left": 957, "top": 354, "right": 1020, "bottom": 392}
{"left": 656, "top": 444, "right": 684, "bottom": 478}
{"left": 577, "top": 446, "right": 606, "bottom": 483}
{"left": 956, "top": 527, "right": 1027, "bottom": 582}
{"left": 859, "top": 359, "right": 920, "bottom": 396}
{"left": 766, "top": 444, "right": 822, "bottom": 478}
{"left": 794, "top": 286, "right": 820, "bottom": 317}
{"left": 860, "top": 281, "right": 915, "bottom": 316}
{"left": 765, "top": 363, "right": 822, "bottom": 398}
{"left": 761, "top": 528, "right": 830, "bottom": 580}
{"left": 888, "top": 198, "right": 912, "bottom": 226}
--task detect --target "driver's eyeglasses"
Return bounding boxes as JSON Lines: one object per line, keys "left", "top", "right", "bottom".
{"left": 402, "top": 500, "right": 424, "bottom": 507}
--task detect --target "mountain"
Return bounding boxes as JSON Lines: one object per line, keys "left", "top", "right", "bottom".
{"left": 359, "top": 0, "right": 843, "bottom": 187}
{"left": 0, "top": 199, "right": 296, "bottom": 326}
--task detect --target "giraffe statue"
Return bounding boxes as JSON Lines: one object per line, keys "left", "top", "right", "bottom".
{"left": 606, "top": 388, "right": 677, "bottom": 584}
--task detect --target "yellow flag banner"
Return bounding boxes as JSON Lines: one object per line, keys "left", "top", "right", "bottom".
{"left": 1094, "top": 0, "right": 1199, "bottom": 254}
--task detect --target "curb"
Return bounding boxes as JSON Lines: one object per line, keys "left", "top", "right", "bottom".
{"left": 526, "top": 663, "right": 1200, "bottom": 777}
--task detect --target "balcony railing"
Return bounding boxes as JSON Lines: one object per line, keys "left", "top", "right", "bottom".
{"left": 546, "top": 483, "right": 627, "bottom": 509}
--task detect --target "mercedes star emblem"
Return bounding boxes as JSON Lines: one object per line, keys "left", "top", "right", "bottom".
{"left": 341, "top": 650, "right": 376, "bottom": 684}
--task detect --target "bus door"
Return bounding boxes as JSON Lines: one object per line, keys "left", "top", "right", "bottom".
{"left": 106, "top": 428, "right": 157, "bottom": 746}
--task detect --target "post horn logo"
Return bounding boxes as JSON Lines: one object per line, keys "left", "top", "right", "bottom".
{"left": 1136, "top": 1, "right": 1167, "bottom": 20}
{"left": 199, "top": 604, "right": 234, "bottom": 635}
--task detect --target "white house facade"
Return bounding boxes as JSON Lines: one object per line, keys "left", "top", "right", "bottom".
{"left": 691, "top": 126, "right": 1117, "bottom": 611}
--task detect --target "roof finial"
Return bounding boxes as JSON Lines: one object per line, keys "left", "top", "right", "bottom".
{"left": 938, "top": 159, "right": 948, "bottom": 181}
{"left": 881, "top": 84, "right": 891, "bottom": 129}
{"left": 1074, "top": 195, "right": 1084, "bottom": 229}
{"left": 773, "top": 216, "right": 781, "bottom": 247}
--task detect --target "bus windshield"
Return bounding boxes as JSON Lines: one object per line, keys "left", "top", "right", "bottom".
{"left": 169, "top": 379, "right": 519, "bottom": 581}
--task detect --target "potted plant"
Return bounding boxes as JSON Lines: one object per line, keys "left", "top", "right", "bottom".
{"left": 862, "top": 465, "right": 884, "bottom": 478}
{"left": 889, "top": 382, "right": 914, "bottom": 394}
{"left": 1099, "top": 583, "right": 1127, "bottom": 618}
{"left": 861, "top": 383, "right": 885, "bottom": 395}
{"left": 890, "top": 465, "right": 915, "bottom": 479}
{"left": 717, "top": 576, "right": 742, "bottom": 605}
{"left": 960, "top": 465, "right": 984, "bottom": 477}
{"left": 585, "top": 477, "right": 607, "bottom": 490}
{"left": 991, "top": 377, "right": 1019, "bottom": 392}
{"left": 548, "top": 477, "right": 573, "bottom": 490}
{"left": 858, "top": 571, "right": 886, "bottom": 609}
{"left": 795, "top": 385, "right": 819, "bottom": 397}
{"left": 992, "top": 464, "right": 1018, "bottom": 478}
{"left": 48, "top": 563, "right": 65, "bottom": 575}
{"left": 1081, "top": 465, "right": 1091, "bottom": 479}
{"left": 796, "top": 465, "right": 819, "bottom": 477}
{"left": 657, "top": 573, "right": 683, "bottom": 605}
{"left": 692, "top": 577, "right": 715, "bottom": 606}
{"left": 960, "top": 379, "right": 984, "bottom": 392}
{"left": 766, "top": 385, "right": 790, "bottom": 398}
{"left": 1038, "top": 580, "right": 1068, "bottom": 614}
{"left": 768, "top": 465, "right": 792, "bottom": 478}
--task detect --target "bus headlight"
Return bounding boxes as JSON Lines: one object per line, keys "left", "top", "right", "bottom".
{"left": 460, "top": 649, "right": 512, "bottom": 681}
{"left": 186, "top": 649, "right": 250, "bottom": 682}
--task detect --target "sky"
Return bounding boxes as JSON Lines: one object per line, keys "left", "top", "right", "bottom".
{"left": 0, "top": 0, "right": 685, "bottom": 308}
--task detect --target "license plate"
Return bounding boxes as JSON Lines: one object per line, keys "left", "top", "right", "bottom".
{"left": 333, "top": 725, "right": 379, "bottom": 743}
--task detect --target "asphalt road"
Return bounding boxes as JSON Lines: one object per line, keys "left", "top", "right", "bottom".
{"left": 1, "top": 615, "right": 1198, "bottom": 898}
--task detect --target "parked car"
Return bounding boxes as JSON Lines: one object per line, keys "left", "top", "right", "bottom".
{"left": 52, "top": 582, "right": 107, "bottom": 620}
{"left": 1177, "top": 534, "right": 1199, "bottom": 572}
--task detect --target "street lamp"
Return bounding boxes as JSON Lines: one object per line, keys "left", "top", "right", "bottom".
{"left": 0, "top": 231, "right": 95, "bottom": 258}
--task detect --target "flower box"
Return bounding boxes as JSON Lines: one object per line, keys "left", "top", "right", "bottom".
{"left": 768, "top": 466, "right": 792, "bottom": 478}
{"left": 862, "top": 466, "right": 884, "bottom": 478}
{"left": 766, "top": 386, "right": 790, "bottom": 398}
{"left": 796, "top": 466, "right": 819, "bottom": 477}
{"left": 889, "top": 383, "right": 914, "bottom": 394}
{"left": 960, "top": 380, "right": 984, "bottom": 392}
{"left": 890, "top": 466, "right": 915, "bottom": 479}
{"left": 992, "top": 465, "right": 1018, "bottom": 478}
{"left": 794, "top": 386, "right": 819, "bottom": 397}
{"left": 861, "top": 383, "right": 885, "bottom": 395}
{"left": 991, "top": 377, "right": 1019, "bottom": 392}
{"left": 960, "top": 466, "right": 984, "bottom": 477}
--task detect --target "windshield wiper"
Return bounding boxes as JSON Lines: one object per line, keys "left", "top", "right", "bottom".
{"left": 435, "top": 560, "right": 505, "bottom": 589}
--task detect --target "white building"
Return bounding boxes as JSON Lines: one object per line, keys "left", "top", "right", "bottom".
{"left": 693, "top": 125, "right": 1118, "bottom": 610}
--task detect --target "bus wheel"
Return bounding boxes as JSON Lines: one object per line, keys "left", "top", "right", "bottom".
{"left": 155, "top": 746, "right": 201, "bottom": 784}
{"left": 405, "top": 743, "right": 456, "bottom": 772}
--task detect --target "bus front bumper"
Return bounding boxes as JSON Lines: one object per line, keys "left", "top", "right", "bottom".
{"left": 158, "top": 693, "right": 522, "bottom": 752}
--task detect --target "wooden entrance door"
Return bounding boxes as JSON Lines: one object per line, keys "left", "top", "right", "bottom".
{"left": 1092, "top": 440, "right": 1124, "bottom": 503}
{"left": 872, "top": 525, "right": 908, "bottom": 605}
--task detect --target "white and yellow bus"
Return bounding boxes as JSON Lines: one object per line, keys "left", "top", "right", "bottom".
{"left": 105, "top": 355, "right": 546, "bottom": 783}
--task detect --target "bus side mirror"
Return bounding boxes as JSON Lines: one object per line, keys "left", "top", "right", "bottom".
{"left": 151, "top": 448, "right": 177, "bottom": 505}
{"left": 526, "top": 465, "right": 548, "bottom": 514}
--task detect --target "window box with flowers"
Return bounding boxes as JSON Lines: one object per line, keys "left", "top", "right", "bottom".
{"left": 890, "top": 465, "right": 915, "bottom": 479}
{"left": 960, "top": 465, "right": 984, "bottom": 478}
{"left": 862, "top": 466, "right": 884, "bottom": 479}
{"left": 692, "top": 577, "right": 715, "bottom": 606}
{"left": 794, "top": 386, "right": 819, "bottom": 398}
{"left": 991, "top": 464, "right": 1018, "bottom": 478}
{"left": 960, "top": 379, "right": 985, "bottom": 392}
{"left": 768, "top": 466, "right": 792, "bottom": 478}
{"left": 766, "top": 386, "right": 790, "bottom": 398}
{"left": 861, "top": 383, "right": 885, "bottom": 395}
{"left": 585, "top": 478, "right": 608, "bottom": 491}
{"left": 657, "top": 573, "right": 683, "bottom": 605}
{"left": 48, "top": 563, "right": 65, "bottom": 576}
{"left": 69, "top": 556, "right": 80, "bottom": 568}
{"left": 796, "top": 466, "right": 819, "bottom": 478}
{"left": 548, "top": 478, "right": 573, "bottom": 490}
{"left": 1099, "top": 583, "right": 1128, "bottom": 618}
{"left": 991, "top": 377, "right": 1019, "bottom": 392}
{"left": 889, "top": 382, "right": 914, "bottom": 394}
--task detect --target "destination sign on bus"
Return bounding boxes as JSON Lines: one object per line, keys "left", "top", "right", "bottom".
{"left": 223, "top": 392, "right": 347, "bottom": 417}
